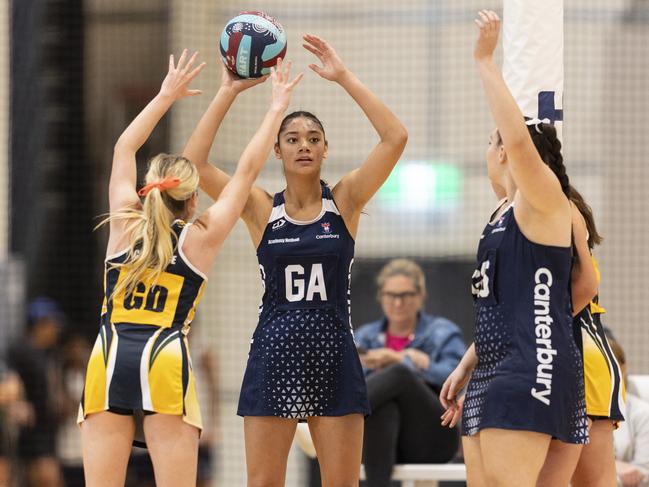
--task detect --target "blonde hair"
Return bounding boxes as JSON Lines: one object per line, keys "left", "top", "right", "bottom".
{"left": 376, "top": 258, "right": 426, "bottom": 297}
{"left": 98, "top": 154, "right": 199, "bottom": 299}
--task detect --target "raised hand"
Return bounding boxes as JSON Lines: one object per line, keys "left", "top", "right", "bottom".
{"left": 159, "top": 49, "right": 206, "bottom": 100}
{"left": 474, "top": 10, "right": 500, "bottom": 61}
{"left": 269, "top": 58, "right": 303, "bottom": 112}
{"left": 303, "top": 34, "right": 348, "bottom": 82}
{"left": 220, "top": 62, "right": 269, "bottom": 94}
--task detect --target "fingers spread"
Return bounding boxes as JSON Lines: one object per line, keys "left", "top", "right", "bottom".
{"left": 177, "top": 48, "right": 189, "bottom": 69}
{"left": 303, "top": 42, "right": 323, "bottom": 60}
{"left": 183, "top": 51, "right": 199, "bottom": 73}
{"left": 304, "top": 34, "right": 327, "bottom": 50}
{"left": 289, "top": 72, "right": 304, "bottom": 88}
{"left": 283, "top": 59, "right": 293, "bottom": 80}
{"left": 187, "top": 62, "right": 206, "bottom": 81}
{"left": 308, "top": 64, "right": 323, "bottom": 76}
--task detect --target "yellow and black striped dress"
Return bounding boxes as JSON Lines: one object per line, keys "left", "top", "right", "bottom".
{"left": 574, "top": 256, "right": 625, "bottom": 422}
{"left": 78, "top": 220, "right": 206, "bottom": 444}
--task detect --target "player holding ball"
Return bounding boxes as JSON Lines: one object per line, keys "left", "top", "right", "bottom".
{"left": 185, "top": 32, "right": 408, "bottom": 486}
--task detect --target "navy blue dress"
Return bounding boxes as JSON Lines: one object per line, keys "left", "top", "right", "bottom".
{"left": 238, "top": 182, "right": 370, "bottom": 418}
{"left": 462, "top": 202, "right": 588, "bottom": 444}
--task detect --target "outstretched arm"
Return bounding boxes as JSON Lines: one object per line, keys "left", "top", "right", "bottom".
{"left": 474, "top": 11, "right": 565, "bottom": 214}
{"left": 183, "top": 60, "right": 303, "bottom": 273}
{"left": 182, "top": 67, "right": 268, "bottom": 202}
{"left": 302, "top": 35, "right": 407, "bottom": 225}
{"left": 108, "top": 50, "right": 204, "bottom": 250}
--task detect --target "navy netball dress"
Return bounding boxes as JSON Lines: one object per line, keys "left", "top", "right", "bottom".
{"left": 238, "top": 181, "right": 370, "bottom": 418}
{"left": 462, "top": 202, "right": 589, "bottom": 444}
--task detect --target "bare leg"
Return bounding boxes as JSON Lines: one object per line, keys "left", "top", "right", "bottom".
{"left": 244, "top": 416, "right": 298, "bottom": 487}
{"left": 571, "top": 420, "right": 617, "bottom": 487}
{"left": 462, "top": 434, "right": 489, "bottom": 487}
{"left": 480, "top": 428, "right": 551, "bottom": 487}
{"left": 81, "top": 411, "right": 135, "bottom": 487}
{"left": 308, "top": 414, "right": 364, "bottom": 487}
{"left": 536, "top": 439, "right": 584, "bottom": 487}
{"left": 144, "top": 414, "right": 199, "bottom": 487}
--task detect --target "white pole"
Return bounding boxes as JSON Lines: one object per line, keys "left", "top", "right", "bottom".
{"left": 502, "top": 0, "right": 564, "bottom": 140}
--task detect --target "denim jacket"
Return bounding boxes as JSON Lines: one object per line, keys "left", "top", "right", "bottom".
{"left": 354, "top": 313, "right": 466, "bottom": 389}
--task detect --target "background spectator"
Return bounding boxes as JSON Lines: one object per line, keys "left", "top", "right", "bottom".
{"left": 355, "top": 259, "right": 466, "bottom": 487}
{"left": 56, "top": 333, "right": 91, "bottom": 487}
{"left": 610, "top": 336, "right": 649, "bottom": 487}
{"left": 7, "top": 297, "right": 65, "bottom": 487}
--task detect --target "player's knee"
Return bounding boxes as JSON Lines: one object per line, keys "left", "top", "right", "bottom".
{"left": 247, "top": 474, "right": 285, "bottom": 487}
{"left": 483, "top": 463, "right": 511, "bottom": 487}
{"left": 326, "top": 480, "right": 358, "bottom": 487}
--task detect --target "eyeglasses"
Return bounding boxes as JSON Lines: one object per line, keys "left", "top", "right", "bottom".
{"left": 380, "top": 291, "right": 419, "bottom": 302}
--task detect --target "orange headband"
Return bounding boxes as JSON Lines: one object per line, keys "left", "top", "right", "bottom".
{"left": 138, "top": 176, "right": 182, "bottom": 197}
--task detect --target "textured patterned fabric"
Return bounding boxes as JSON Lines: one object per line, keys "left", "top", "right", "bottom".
{"left": 238, "top": 182, "right": 369, "bottom": 417}
{"left": 462, "top": 203, "right": 588, "bottom": 444}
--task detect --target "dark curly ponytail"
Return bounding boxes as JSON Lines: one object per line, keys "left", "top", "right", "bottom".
{"left": 527, "top": 122, "right": 571, "bottom": 196}
{"left": 527, "top": 121, "right": 602, "bottom": 248}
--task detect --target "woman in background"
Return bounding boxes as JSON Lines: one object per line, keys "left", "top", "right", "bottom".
{"left": 355, "top": 258, "right": 464, "bottom": 487}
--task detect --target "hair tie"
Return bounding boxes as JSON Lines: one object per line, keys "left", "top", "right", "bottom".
{"left": 525, "top": 117, "right": 551, "bottom": 134}
{"left": 138, "top": 176, "right": 182, "bottom": 197}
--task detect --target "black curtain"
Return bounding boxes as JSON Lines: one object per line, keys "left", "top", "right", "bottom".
{"left": 11, "top": 0, "right": 99, "bottom": 331}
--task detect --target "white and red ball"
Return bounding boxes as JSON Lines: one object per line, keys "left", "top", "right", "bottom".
{"left": 220, "top": 11, "right": 287, "bottom": 79}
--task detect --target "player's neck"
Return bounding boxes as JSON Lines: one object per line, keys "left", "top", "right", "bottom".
{"left": 503, "top": 176, "right": 517, "bottom": 203}
{"left": 284, "top": 176, "right": 322, "bottom": 209}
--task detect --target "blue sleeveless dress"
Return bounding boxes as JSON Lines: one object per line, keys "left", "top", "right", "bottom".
{"left": 462, "top": 203, "right": 588, "bottom": 444}
{"left": 238, "top": 182, "right": 370, "bottom": 418}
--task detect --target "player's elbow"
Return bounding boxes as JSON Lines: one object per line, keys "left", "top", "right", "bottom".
{"left": 572, "top": 278, "right": 598, "bottom": 309}
{"left": 241, "top": 159, "right": 263, "bottom": 178}
{"left": 113, "top": 137, "right": 135, "bottom": 157}
{"left": 232, "top": 160, "right": 262, "bottom": 188}
{"left": 583, "top": 277, "right": 599, "bottom": 301}
{"left": 387, "top": 123, "right": 408, "bottom": 149}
